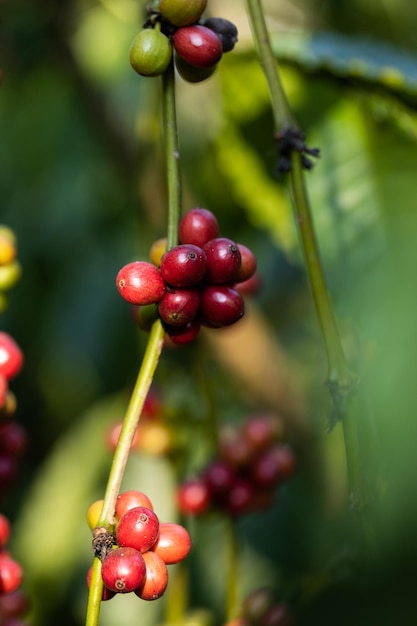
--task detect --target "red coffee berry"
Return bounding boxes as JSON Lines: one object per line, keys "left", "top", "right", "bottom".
{"left": 0, "top": 454, "right": 18, "bottom": 489}
{"left": 159, "top": 0, "right": 207, "bottom": 27}
{"left": 0, "top": 553, "right": 23, "bottom": 593}
{"left": 177, "top": 478, "right": 211, "bottom": 515}
{"left": 160, "top": 244, "right": 207, "bottom": 287}
{"left": 0, "top": 421, "right": 28, "bottom": 458}
{"left": 0, "top": 513, "right": 10, "bottom": 547}
{"left": 203, "top": 460, "right": 236, "bottom": 498}
{"left": 101, "top": 547, "right": 146, "bottom": 593}
{"left": 116, "top": 506, "right": 160, "bottom": 553}
{"left": 0, "top": 333, "right": 23, "bottom": 380}
{"left": 226, "top": 479, "right": 253, "bottom": 516}
{"left": 235, "top": 244, "right": 257, "bottom": 283}
{"left": 175, "top": 54, "right": 217, "bottom": 83}
{"left": 134, "top": 551, "right": 168, "bottom": 601}
{"left": 116, "top": 261, "right": 166, "bottom": 305}
{"left": 0, "top": 587, "right": 30, "bottom": 617}
{"left": 178, "top": 208, "right": 219, "bottom": 248}
{"left": 158, "top": 288, "right": 200, "bottom": 327}
{"left": 173, "top": 25, "right": 223, "bottom": 69}
{"left": 219, "top": 426, "right": 254, "bottom": 467}
{"left": 0, "top": 374, "right": 8, "bottom": 409}
{"left": 151, "top": 522, "right": 192, "bottom": 564}
{"left": 203, "top": 237, "right": 242, "bottom": 284}
{"left": 116, "top": 490, "right": 154, "bottom": 520}
{"left": 165, "top": 318, "right": 201, "bottom": 345}
{"left": 200, "top": 285, "right": 244, "bottom": 327}
{"left": 242, "top": 414, "right": 284, "bottom": 453}
{"left": 250, "top": 444, "right": 296, "bottom": 488}
{"left": 86, "top": 566, "right": 115, "bottom": 601}
{"left": 235, "top": 272, "right": 262, "bottom": 297}
{"left": 106, "top": 420, "right": 138, "bottom": 453}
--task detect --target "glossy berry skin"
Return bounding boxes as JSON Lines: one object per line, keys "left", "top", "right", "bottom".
{"left": 152, "top": 522, "right": 191, "bottom": 564}
{"left": 116, "top": 490, "right": 154, "bottom": 520}
{"left": 179, "top": 208, "right": 219, "bottom": 248}
{"left": 165, "top": 318, "right": 201, "bottom": 345}
{"left": 160, "top": 244, "right": 207, "bottom": 288}
{"left": 0, "top": 553, "right": 23, "bottom": 593}
{"left": 116, "top": 506, "right": 160, "bottom": 553}
{"left": 200, "top": 285, "right": 244, "bottom": 327}
{"left": 101, "top": 547, "right": 146, "bottom": 593}
{"left": 158, "top": 288, "right": 200, "bottom": 326}
{"left": 174, "top": 54, "right": 217, "bottom": 83}
{"left": 116, "top": 261, "right": 166, "bottom": 305}
{"left": 86, "top": 499, "right": 104, "bottom": 531}
{"left": 129, "top": 29, "right": 172, "bottom": 77}
{"left": 173, "top": 25, "right": 223, "bottom": 69}
{"left": 134, "top": 551, "right": 168, "bottom": 601}
{"left": 159, "top": 0, "right": 207, "bottom": 27}
{"left": 177, "top": 478, "right": 211, "bottom": 515}
{"left": 0, "top": 333, "right": 23, "bottom": 380}
{"left": 203, "top": 237, "right": 241, "bottom": 284}
{"left": 202, "top": 17, "right": 239, "bottom": 53}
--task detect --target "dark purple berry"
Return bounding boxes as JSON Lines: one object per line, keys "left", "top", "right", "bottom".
{"left": 202, "top": 17, "right": 238, "bottom": 53}
{"left": 200, "top": 285, "right": 244, "bottom": 327}
{"left": 158, "top": 288, "right": 200, "bottom": 326}
{"left": 160, "top": 244, "right": 207, "bottom": 287}
{"left": 203, "top": 237, "right": 241, "bottom": 284}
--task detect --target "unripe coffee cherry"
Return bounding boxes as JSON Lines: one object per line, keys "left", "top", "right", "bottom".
{"left": 159, "top": 0, "right": 207, "bottom": 27}
{"left": 101, "top": 547, "right": 146, "bottom": 593}
{"left": 129, "top": 28, "right": 172, "bottom": 77}
{"left": 173, "top": 25, "right": 222, "bottom": 68}
{"left": 116, "top": 261, "right": 166, "bottom": 305}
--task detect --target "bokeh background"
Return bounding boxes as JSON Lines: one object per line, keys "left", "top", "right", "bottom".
{"left": 2, "top": 0, "right": 417, "bottom": 624}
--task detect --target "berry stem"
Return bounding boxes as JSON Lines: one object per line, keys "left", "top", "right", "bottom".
{"left": 162, "top": 58, "right": 181, "bottom": 249}
{"left": 245, "top": 0, "right": 366, "bottom": 510}
{"left": 85, "top": 56, "right": 183, "bottom": 626}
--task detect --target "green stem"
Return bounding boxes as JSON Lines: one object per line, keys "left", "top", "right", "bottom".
{"left": 225, "top": 518, "right": 239, "bottom": 621}
{"left": 85, "top": 59, "right": 183, "bottom": 626}
{"left": 162, "top": 58, "right": 181, "bottom": 249}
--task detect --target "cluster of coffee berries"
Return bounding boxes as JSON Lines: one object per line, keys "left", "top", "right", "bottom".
{"left": 0, "top": 513, "right": 30, "bottom": 625}
{"left": 225, "top": 587, "right": 294, "bottom": 626}
{"left": 129, "top": 1, "right": 238, "bottom": 82}
{"left": 106, "top": 388, "right": 174, "bottom": 457}
{"left": 177, "top": 414, "right": 296, "bottom": 517}
{"left": 0, "top": 227, "right": 21, "bottom": 314}
{"left": 87, "top": 490, "right": 191, "bottom": 601}
{"left": 116, "top": 207, "right": 257, "bottom": 344}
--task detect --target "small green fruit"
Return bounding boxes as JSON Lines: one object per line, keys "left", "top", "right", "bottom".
{"left": 129, "top": 29, "right": 172, "bottom": 77}
{"left": 159, "top": 0, "right": 207, "bottom": 27}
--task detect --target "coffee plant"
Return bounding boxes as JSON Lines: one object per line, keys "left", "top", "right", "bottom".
{"left": 2, "top": 0, "right": 417, "bottom": 625}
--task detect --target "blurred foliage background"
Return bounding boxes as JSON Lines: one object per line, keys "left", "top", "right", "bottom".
{"left": 2, "top": 0, "right": 417, "bottom": 624}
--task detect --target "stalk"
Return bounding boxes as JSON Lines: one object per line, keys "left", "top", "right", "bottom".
{"left": 85, "top": 57, "right": 181, "bottom": 626}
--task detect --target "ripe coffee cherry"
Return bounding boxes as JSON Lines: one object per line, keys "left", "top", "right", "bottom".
{"left": 179, "top": 208, "right": 219, "bottom": 248}
{"left": 203, "top": 460, "right": 236, "bottom": 498}
{"left": 235, "top": 244, "right": 257, "bottom": 283}
{"left": 202, "top": 17, "right": 239, "bottom": 53}
{"left": 165, "top": 318, "right": 201, "bottom": 344}
{"left": 151, "top": 522, "right": 192, "bottom": 564}
{"left": 242, "top": 414, "right": 284, "bottom": 452}
{"left": 0, "top": 421, "right": 28, "bottom": 457}
{"left": 173, "top": 25, "right": 223, "bottom": 68}
{"left": 177, "top": 478, "right": 211, "bottom": 515}
{"left": 219, "top": 426, "right": 253, "bottom": 467}
{"left": 101, "top": 547, "right": 146, "bottom": 593}
{"left": 0, "top": 333, "right": 23, "bottom": 380}
{"left": 203, "top": 238, "right": 241, "bottom": 284}
{"left": 174, "top": 54, "right": 217, "bottom": 83}
{"left": 116, "top": 506, "right": 159, "bottom": 553}
{"left": 158, "top": 288, "right": 200, "bottom": 326}
{"left": 159, "top": 0, "right": 207, "bottom": 27}
{"left": 226, "top": 478, "right": 253, "bottom": 516}
{"left": 200, "top": 285, "right": 244, "bottom": 327}
{"left": 134, "top": 551, "right": 168, "bottom": 601}
{"left": 116, "top": 261, "right": 166, "bottom": 305}
{"left": 129, "top": 28, "right": 172, "bottom": 77}
{"left": 86, "top": 566, "right": 115, "bottom": 601}
{"left": 250, "top": 444, "right": 296, "bottom": 487}
{"left": 0, "top": 553, "right": 23, "bottom": 593}
{"left": 116, "top": 490, "right": 154, "bottom": 520}
{"left": 160, "top": 244, "right": 207, "bottom": 287}
{"left": 0, "top": 454, "right": 18, "bottom": 489}
{"left": 0, "top": 513, "right": 10, "bottom": 547}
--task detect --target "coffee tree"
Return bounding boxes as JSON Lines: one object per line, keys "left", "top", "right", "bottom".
{"left": 1, "top": 0, "right": 417, "bottom": 625}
